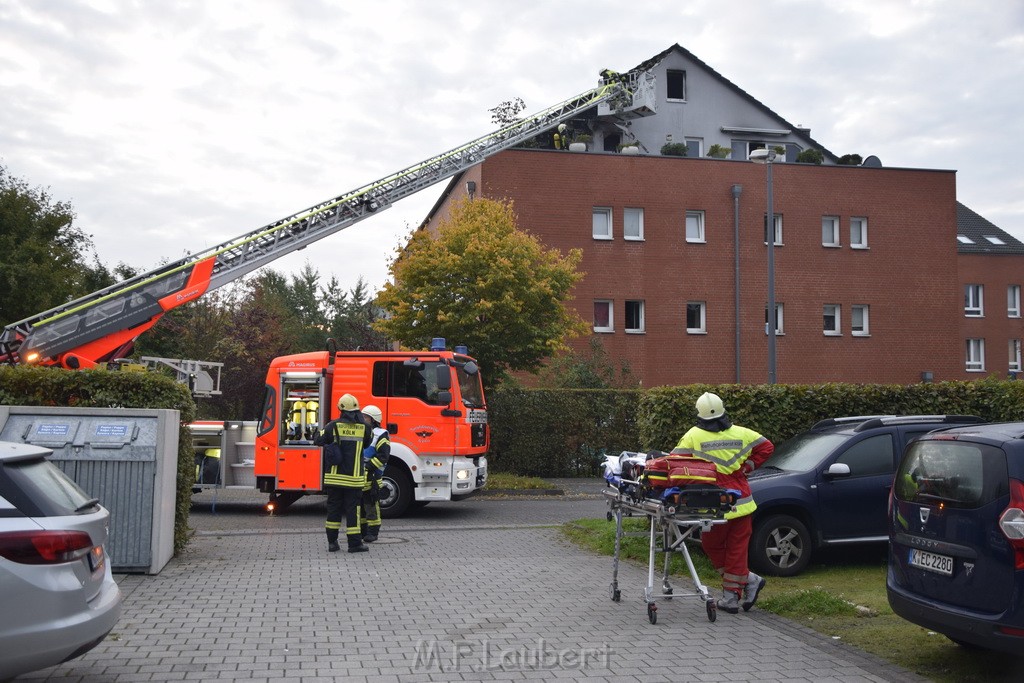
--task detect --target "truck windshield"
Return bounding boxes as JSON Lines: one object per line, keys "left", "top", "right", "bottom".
{"left": 454, "top": 361, "right": 484, "bottom": 408}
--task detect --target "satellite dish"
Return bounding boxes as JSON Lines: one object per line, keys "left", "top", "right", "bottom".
{"left": 862, "top": 155, "right": 882, "bottom": 168}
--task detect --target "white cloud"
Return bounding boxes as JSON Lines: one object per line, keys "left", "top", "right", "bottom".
{"left": 1, "top": 0, "right": 1022, "bottom": 301}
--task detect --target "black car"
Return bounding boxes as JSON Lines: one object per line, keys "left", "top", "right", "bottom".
{"left": 888, "top": 422, "right": 1024, "bottom": 654}
{"left": 747, "top": 415, "right": 985, "bottom": 576}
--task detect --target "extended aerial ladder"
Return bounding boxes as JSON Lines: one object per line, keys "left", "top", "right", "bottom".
{"left": 0, "top": 68, "right": 656, "bottom": 370}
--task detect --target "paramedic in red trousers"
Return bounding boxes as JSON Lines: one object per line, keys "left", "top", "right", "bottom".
{"left": 359, "top": 404, "right": 390, "bottom": 543}
{"left": 315, "top": 393, "right": 373, "bottom": 553}
{"left": 672, "top": 392, "right": 773, "bottom": 614}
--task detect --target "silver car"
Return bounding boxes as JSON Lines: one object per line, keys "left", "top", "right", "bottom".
{"left": 0, "top": 442, "right": 122, "bottom": 678}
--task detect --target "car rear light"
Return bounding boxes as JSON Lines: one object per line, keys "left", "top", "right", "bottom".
{"left": 997, "top": 625, "right": 1024, "bottom": 637}
{"left": 0, "top": 530, "right": 95, "bottom": 565}
{"left": 1000, "top": 478, "right": 1024, "bottom": 570}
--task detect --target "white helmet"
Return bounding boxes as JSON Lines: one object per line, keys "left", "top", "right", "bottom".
{"left": 337, "top": 394, "right": 359, "bottom": 411}
{"left": 363, "top": 405, "right": 383, "bottom": 425}
{"left": 696, "top": 392, "right": 725, "bottom": 420}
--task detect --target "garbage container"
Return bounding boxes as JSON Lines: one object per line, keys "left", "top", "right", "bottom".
{"left": 0, "top": 406, "right": 179, "bottom": 574}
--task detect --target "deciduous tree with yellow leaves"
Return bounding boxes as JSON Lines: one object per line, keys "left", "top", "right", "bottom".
{"left": 374, "top": 197, "right": 587, "bottom": 386}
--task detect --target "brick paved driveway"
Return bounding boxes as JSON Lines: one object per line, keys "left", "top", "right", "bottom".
{"left": 20, "top": 487, "right": 927, "bottom": 682}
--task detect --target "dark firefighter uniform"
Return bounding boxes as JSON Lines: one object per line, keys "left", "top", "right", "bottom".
{"left": 316, "top": 404, "right": 373, "bottom": 553}
{"left": 361, "top": 424, "right": 391, "bottom": 542}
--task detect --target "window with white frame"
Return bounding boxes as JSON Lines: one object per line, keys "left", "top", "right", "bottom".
{"left": 764, "top": 303, "right": 784, "bottom": 335}
{"left": 1009, "top": 285, "right": 1021, "bottom": 318}
{"left": 1010, "top": 339, "right": 1022, "bottom": 373}
{"left": 823, "top": 304, "right": 841, "bottom": 335}
{"left": 686, "top": 210, "right": 705, "bottom": 243}
{"left": 625, "top": 300, "right": 645, "bottom": 333}
{"left": 984, "top": 235, "right": 1006, "bottom": 245}
{"left": 850, "top": 217, "right": 868, "bottom": 248}
{"left": 666, "top": 69, "right": 686, "bottom": 100}
{"left": 822, "top": 216, "right": 840, "bottom": 247}
{"left": 964, "top": 284, "right": 984, "bottom": 317}
{"left": 592, "top": 207, "right": 612, "bottom": 240}
{"left": 966, "top": 338, "right": 985, "bottom": 372}
{"left": 686, "top": 301, "right": 706, "bottom": 334}
{"left": 594, "top": 300, "right": 613, "bottom": 332}
{"left": 623, "top": 207, "right": 644, "bottom": 240}
{"left": 763, "top": 214, "right": 783, "bottom": 245}
{"left": 685, "top": 137, "right": 702, "bottom": 157}
{"left": 852, "top": 305, "right": 870, "bottom": 336}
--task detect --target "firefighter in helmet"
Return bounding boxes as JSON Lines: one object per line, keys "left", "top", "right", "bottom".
{"left": 671, "top": 392, "right": 774, "bottom": 613}
{"left": 359, "top": 404, "right": 391, "bottom": 542}
{"left": 315, "top": 393, "right": 373, "bottom": 553}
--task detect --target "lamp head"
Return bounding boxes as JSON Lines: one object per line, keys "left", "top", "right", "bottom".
{"left": 748, "top": 148, "right": 776, "bottom": 163}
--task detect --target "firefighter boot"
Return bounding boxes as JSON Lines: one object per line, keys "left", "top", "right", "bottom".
{"left": 742, "top": 572, "right": 766, "bottom": 612}
{"left": 348, "top": 531, "right": 368, "bottom": 553}
{"left": 326, "top": 529, "right": 340, "bottom": 553}
{"left": 717, "top": 590, "right": 741, "bottom": 614}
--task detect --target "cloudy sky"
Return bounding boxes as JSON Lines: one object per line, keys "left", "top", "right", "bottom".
{"left": 2, "top": 0, "right": 1022, "bottom": 297}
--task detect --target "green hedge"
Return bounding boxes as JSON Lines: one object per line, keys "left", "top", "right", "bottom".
{"left": 0, "top": 365, "right": 197, "bottom": 554}
{"left": 488, "top": 380, "right": 1024, "bottom": 476}
{"left": 488, "top": 387, "right": 641, "bottom": 475}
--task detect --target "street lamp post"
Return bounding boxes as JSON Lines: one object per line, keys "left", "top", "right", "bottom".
{"left": 749, "top": 148, "right": 777, "bottom": 384}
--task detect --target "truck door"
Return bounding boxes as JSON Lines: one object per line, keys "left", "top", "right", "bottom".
{"left": 376, "top": 359, "right": 456, "bottom": 455}
{"left": 273, "top": 371, "right": 325, "bottom": 491}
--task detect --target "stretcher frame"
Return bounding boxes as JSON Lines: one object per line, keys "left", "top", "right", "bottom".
{"left": 604, "top": 486, "right": 729, "bottom": 623}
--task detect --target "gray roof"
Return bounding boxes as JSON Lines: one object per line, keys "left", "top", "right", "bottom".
{"left": 956, "top": 202, "right": 1024, "bottom": 254}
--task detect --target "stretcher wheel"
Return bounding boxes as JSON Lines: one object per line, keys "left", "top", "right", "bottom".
{"left": 609, "top": 583, "right": 621, "bottom": 602}
{"left": 706, "top": 599, "right": 717, "bottom": 622}
{"left": 607, "top": 511, "right": 613, "bottom": 522}
{"left": 647, "top": 603, "right": 657, "bottom": 624}
{"left": 663, "top": 586, "right": 673, "bottom": 600}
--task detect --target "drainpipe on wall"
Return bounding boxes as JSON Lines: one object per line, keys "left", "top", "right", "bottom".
{"left": 732, "top": 184, "right": 743, "bottom": 383}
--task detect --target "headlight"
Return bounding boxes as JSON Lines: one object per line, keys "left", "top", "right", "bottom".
{"left": 456, "top": 469, "right": 471, "bottom": 480}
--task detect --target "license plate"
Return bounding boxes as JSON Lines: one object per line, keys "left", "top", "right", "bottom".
{"left": 88, "top": 546, "right": 105, "bottom": 573}
{"left": 909, "top": 548, "right": 953, "bottom": 575}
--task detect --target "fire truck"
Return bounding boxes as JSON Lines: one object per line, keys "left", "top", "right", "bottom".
{"left": 254, "top": 338, "right": 488, "bottom": 516}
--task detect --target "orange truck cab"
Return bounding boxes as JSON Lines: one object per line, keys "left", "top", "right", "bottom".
{"left": 254, "top": 338, "right": 488, "bottom": 516}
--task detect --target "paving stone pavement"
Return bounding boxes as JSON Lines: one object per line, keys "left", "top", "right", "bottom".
{"left": 19, "top": 484, "right": 930, "bottom": 682}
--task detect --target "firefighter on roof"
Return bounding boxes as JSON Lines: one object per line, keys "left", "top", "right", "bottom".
{"left": 671, "top": 392, "right": 773, "bottom": 614}
{"left": 316, "top": 393, "right": 373, "bottom": 553}
{"left": 359, "top": 404, "right": 391, "bottom": 542}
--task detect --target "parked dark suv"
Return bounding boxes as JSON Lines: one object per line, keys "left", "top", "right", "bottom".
{"left": 888, "top": 422, "right": 1024, "bottom": 654}
{"left": 747, "top": 415, "right": 985, "bottom": 576}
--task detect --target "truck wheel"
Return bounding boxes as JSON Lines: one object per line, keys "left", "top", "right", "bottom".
{"left": 750, "top": 514, "right": 811, "bottom": 577}
{"left": 379, "top": 466, "right": 413, "bottom": 518}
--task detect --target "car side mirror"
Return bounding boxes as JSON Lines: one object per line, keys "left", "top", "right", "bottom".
{"left": 824, "top": 463, "right": 852, "bottom": 478}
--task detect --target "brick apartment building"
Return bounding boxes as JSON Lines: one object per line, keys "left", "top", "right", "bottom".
{"left": 420, "top": 44, "right": 1024, "bottom": 387}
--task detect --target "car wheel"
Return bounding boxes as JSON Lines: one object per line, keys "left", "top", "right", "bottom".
{"left": 751, "top": 514, "right": 811, "bottom": 576}
{"left": 378, "top": 465, "right": 413, "bottom": 519}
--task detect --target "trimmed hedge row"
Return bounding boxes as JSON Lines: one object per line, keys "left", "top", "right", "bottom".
{"left": 489, "top": 380, "right": 1024, "bottom": 477}
{"left": 487, "top": 387, "right": 642, "bottom": 475}
{"left": 0, "top": 366, "right": 197, "bottom": 554}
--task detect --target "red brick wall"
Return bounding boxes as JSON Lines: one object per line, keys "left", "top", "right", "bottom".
{"left": 425, "top": 149, "right": 971, "bottom": 386}
{"left": 957, "top": 254, "right": 1024, "bottom": 379}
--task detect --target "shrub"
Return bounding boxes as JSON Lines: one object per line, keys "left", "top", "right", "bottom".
{"left": 0, "top": 365, "right": 197, "bottom": 553}
{"left": 661, "top": 142, "right": 688, "bottom": 156}
{"left": 796, "top": 148, "right": 824, "bottom": 164}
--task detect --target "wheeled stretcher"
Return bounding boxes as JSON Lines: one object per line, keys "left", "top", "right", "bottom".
{"left": 602, "top": 452, "right": 737, "bottom": 624}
